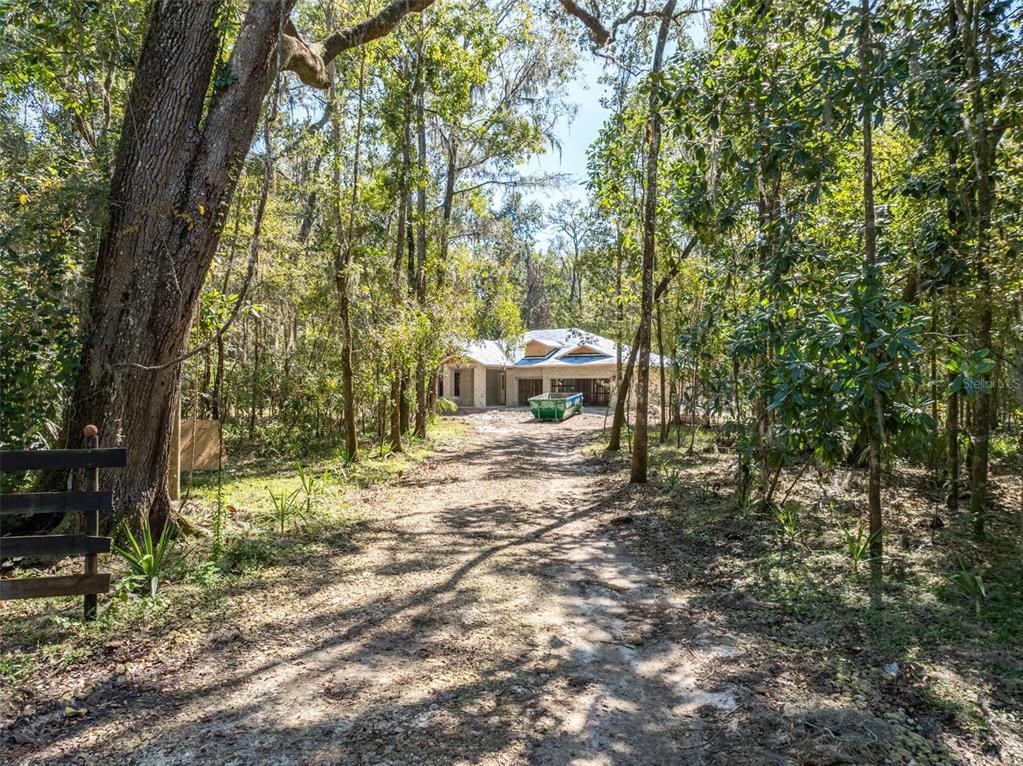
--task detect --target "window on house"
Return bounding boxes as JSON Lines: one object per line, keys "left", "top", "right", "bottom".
{"left": 454, "top": 372, "right": 461, "bottom": 397}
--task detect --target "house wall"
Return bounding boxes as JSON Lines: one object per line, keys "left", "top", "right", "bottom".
{"left": 474, "top": 365, "right": 487, "bottom": 407}
{"left": 440, "top": 363, "right": 488, "bottom": 409}
{"left": 504, "top": 366, "right": 544, "bottom": 406}
{"left": 505, "top": 362, "right": 668, "bottom": 413}
{"left": 505, "top": 364, "right": 624, "bottom": 406}
{"left": 441, "top": 361, "right": 668, "bottom": 416}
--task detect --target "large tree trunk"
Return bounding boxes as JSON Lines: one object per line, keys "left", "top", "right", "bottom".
{"left": 629, "top": 0, "right": 675, "bottom": 483}
{"left": 64, "top": 1, "right": 287, "bottom": 528}
{"left": 62, "top": 0, "right": 433, "bottom": 526}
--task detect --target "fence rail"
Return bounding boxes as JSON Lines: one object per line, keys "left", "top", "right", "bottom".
{"left": 0, "top": 448, "right": 127, "bottom": 472}
{"left": 0, "top": 426, "right": 122, "bottom": 617}
{"left": 0, "top": 491, "right": 113, "bottom": 516}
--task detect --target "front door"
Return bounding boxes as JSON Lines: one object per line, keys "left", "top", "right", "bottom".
{"left": 486, "top": 369, "right": 505, "bottom": 406}
{"left": 518, "top": 378, "right": 542, "bottom": 404}
{"left": 461, "top": 369, "right": 474, "bottom": 406}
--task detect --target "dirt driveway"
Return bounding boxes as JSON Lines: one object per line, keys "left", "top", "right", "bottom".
{"left": 11, "top": 410, "right": 748, "bottom": 765}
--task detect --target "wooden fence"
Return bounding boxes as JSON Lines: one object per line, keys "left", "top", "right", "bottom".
{"left": 0, "top": 426, "right": 125, "bottom": 618}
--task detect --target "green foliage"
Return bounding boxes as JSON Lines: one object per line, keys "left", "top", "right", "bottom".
{"left": 841, "top": 519, "right": 881, "bottom": 575}
{"left": 946, "top": 562, "right": 988, "bottom": 618}
{"left": 220, "top": 534, "right": 277, "bottom": 573}
{"left": 945, "top": 344, "right": 994, "bottom": 398}
{"left": 296, "top": 461, "right": 325, "bottom": 517}
{"left": 266, "top": 486, "right": 304, "bottom": 535}
{"left": 113, "top": 519, "right": 177, "bottom": 597}
{"left": 334, "top": 445, "right": 355, "bottom": 468}
{"left": 211, "top": 488, "right": 228, "bottom": 561}
{"left": 658, "top": 461, "right": 683, "bottom": 490}
{"left": 773, "top": 502, "right": 801, "bottom": 543}
{"left": 0, "top": 0, "right": 146, "bottom": 450}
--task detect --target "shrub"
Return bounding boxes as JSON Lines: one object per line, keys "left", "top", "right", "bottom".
{"left": 947, "top": 561, "right": 987, "bottom": 617}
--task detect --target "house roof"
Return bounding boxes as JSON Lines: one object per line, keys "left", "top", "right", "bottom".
{"left": 447, "top": 328, "right": 671, "bottom": 369}
{"left": 447, "top": 339, "right": 513, "bottom": 367}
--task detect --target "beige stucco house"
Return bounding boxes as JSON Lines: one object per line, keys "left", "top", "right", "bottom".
{"left": 438, "top": 328, "right": 669, "bottom": 409}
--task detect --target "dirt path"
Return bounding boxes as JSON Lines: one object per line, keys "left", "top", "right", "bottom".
{"left": 12, "top": 411, "right": 746, "bottom": 765}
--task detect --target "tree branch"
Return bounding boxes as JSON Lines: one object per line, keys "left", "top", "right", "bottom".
{"left": 560, "top": 1, "right": 710, "bottom": 50}
{"left": 283, "top": 0, "right": 435, "bottom": 89}
{"left": 323, "top": 0, "right": 434, "bottom": 59}
{"left": 559, "top": 0, "right": 611, "bottom": 47}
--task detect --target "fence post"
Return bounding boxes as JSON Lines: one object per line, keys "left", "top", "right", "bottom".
{"left": 83, "top": 424, "right": 100, "bottom": 619}
{"left": 169, "top": 395, "right": 181, "bottom": 501}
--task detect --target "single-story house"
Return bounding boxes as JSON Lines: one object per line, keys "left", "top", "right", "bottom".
{"left": 438, "top": 328, "right": 670, "bottom": 409}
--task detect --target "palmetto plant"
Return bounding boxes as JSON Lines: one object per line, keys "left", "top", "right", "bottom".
{"left": 267, "top": 486, "right": 304, "bottom": 534}
{"left": 658, "top": 462, "right": 683, "bottom": 490}
{"left": 335, "top": 445, "right": 355, "bottom": 466}
{"left": 296, "top": 461, "right": 325, "bottom": 516}
{"left": 841, "top": 520, "right": 881, "bottom": 575}
{"left": 773, "top": 503, "right": 801, "bottom": 542}
{"left": 113, "top": 519, "right": 176, "bottom": 597}
{"left": 948, "top": 562, "right": 987, "bottom": 617}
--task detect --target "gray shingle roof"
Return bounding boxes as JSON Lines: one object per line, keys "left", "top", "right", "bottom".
{"left": 452, "top": 328, "right": 670, "bottom": 368}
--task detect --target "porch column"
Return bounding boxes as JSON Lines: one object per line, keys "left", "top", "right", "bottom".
{"left": 474, "top": 365, "right": 487, "bottom": 408}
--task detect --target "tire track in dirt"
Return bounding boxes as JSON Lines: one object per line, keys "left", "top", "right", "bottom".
{"left": 10, "top": 410, "right": 740, "bottom": 765}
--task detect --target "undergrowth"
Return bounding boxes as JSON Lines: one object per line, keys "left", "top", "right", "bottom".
{"left": 0, "top": 418, "right": 465, "bottom": 705}
{"left": 598, "top": 430, "right": 1023, "bottom": 763}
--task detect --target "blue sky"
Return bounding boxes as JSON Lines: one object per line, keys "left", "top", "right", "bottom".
{"left": 516, "top": 17, "right": 709, "bottom": 246}
{"left": 519, "top": 54, "right": 611, "bottom": 243}
{"left": 532, "top": 54, "right": 610, "bottom": 190}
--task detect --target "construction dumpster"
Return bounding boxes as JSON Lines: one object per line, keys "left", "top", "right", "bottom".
{"left": 528, "top": 392, "right": 583, "bottom": 421}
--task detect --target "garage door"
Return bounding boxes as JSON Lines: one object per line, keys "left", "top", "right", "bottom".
{"left": 552, "top": 378, "right": 611, "bottom": 406}
{"left": 517, "top": 378, "right": 542, "bottom": 403}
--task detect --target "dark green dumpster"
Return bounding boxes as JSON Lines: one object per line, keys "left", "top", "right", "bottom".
{"left": 528, "top": 392, "right": 583, "bottom": 421}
